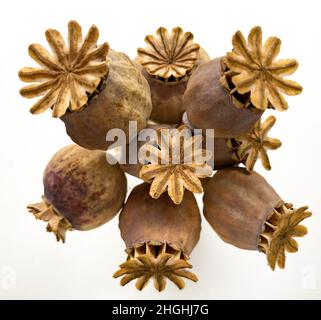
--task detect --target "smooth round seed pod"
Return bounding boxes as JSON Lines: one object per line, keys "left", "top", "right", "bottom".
{"left": 184, "top": 58, "right": 263, "bottom": 138}
{"left": 18, "top": 21, "right": 152, "bottom": 151}
{"left": 114, "top": 183, "right": 201, "bottom": 291}
{"left": 184, "top": 25, "right": 303, "bottom": 138}
{"left": 203, "top": 167, "right": 311, "bottom": 270}
{"left": 27, "top": 144, "right": 127, "bottom": 242}
{"left": 62, "top": 49, "right": 152, "bottom": 150}
{"left": 136, "top": 27, "right": 210, "bottom": 124}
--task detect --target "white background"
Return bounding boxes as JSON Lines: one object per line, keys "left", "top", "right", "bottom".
{"left": 0, "top": 0, "right": 320, "bottom": 300}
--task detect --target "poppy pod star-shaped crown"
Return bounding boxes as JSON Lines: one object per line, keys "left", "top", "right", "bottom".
{"left": 260, "top": 204, "right": 312, "bottom": 270}
{"left": 229, "top": 115, "right": 282, "bottom": 171}
{"left": 139, "top": 125, "right": 213, "bottom": 204}
{"left": 19, "top": 20, "right": 109, "bottom": 117}
{"left": 114, "top": 242, "right": 198, "bottom": 291}
{"left": 137, "top": 27, "right": 200, "bottom": 81}
{"left": 225, "top": 26, "right": 302, "bottom": 111}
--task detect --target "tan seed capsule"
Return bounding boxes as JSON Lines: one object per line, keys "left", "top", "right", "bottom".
{"left": 19, "top": 20, "right": 152, "bottom": 150}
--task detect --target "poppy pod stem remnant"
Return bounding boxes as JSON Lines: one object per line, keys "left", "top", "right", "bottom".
{"left": 184, "top": 26, "right": 302, "bottom": 138}
{"left": 28, "top": 145, "right": 127, "bottom": 242}
{"left": 19, "top": 20, "right": 152, "bottom": 150}
{"left": 136, "top": 27, "right": 210, "bottom": 124}
{"left": 203, "top": 168, "right": 311, "bottom": 270}
{"left": 113, "top": 183, "right": 201, "bottom": 291}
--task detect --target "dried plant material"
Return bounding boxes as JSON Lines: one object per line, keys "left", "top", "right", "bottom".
{"left": 27, "top": 196, "right": 72, "bottom": 243}
{"left": 137, "top": 27, "right": 200, "bottom": 80}
{"left": 60, "top": 49, "right": 152, "bottom": 150}
{"left": 114, "top": 242, "right": 197, "bottom": 291}
{"left": 225, "top": 26, "right": 302, "bottom": 111}
{"left": 184, "top": 57, "right": 263, "bottom": 138}
{"left": 117, "top": 183, "right": 201, "bottom": 291}
{"left": 139, "top": 125, "right": 213, "bottom": 204}
{"left": 260, "top": 204, "right": 312, "bottom": 270}
{"left": 203, "top": 167, "right": 284, "bottom": 251}
{"left": 29, "top": 145, "right": 127, "bottom": 242}
{"left": 229, "top": 115, "right": 281, "bottom": 171}
{"left": 19, "top": 20, "right": 109, "bottom": 117}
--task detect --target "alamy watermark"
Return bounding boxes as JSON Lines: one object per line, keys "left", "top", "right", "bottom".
{"left": 105, "top": 121, "right": 215, "bottom": 171}
{"left": 1, "top": 266, "right": 16, "bottom": 290}
{"left": 301, "top": 265, "right": 317, "bottom": 290}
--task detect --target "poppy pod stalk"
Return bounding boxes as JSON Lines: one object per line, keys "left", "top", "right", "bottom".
{"left": 203, "top": 167, "right": 311, "bottom": 270}
{"left": 113, "top": 183, "right": 201, "bottom": 291}
{"left": 136, "top": 27, "right": 210, "bottom": 124}
{"left": 28, "top": 145, "right": 127, "bottom": 242}
{"left": 184, "top": 26, "right": 302, "bottom": 138}
{"left": 19, "top": 20, "right": 152, "bottom": 150}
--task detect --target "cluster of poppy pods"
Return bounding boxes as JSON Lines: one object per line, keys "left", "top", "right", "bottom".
{"left": 19, "top": 21, "right": 311, "bottom": 291}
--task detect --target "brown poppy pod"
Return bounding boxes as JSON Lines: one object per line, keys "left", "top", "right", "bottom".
{"left": 27, "top": 145, "right": 127, "bottom": 242}
{"left": 19, "top": 21, "right": 152, "bottom": 151}
{"left": 184, "top": 58, "right": 263, "bottom": 137}
{"left": 61, "top": 49, "right": 152, "bottom": 150}
{"left": 113, "top": 183, "right": 201, "bottom": 291}
{"left": 184, "top": 26, "right": 302, "bottom": 138}
{"left": 136, "top": 27, "right": 210, "bottom": 124}
{"left": 203, "top": 167, "right": 311, "bottom": 270}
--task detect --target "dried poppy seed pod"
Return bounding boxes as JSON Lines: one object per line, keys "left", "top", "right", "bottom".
{"left": 203, "top": 167, "right": 311, "bottom": 270}
{"left": 184, "top": 57, "right": 263, "bottom": 137}
{"left": 28, "top": 145, "right": 127, "bottom": 242}
{"left": 184, "top": 26, "right": 302, "bottom": 137}
{"left": 19, "top": 21, "right": 152, "bottom": 150}
{"left": 113, "top": 183, "right": 201, "bottom": 291}
{"left": 136, "top": 27, "right": 210, "bottom": 124}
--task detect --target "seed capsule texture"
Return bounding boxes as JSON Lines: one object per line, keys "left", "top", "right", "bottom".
{"left": 136, "top": 27, "right": 210, "bottom": 124}
{"left": 203, "top": 167, "right": 311, "bottom": 270}
{"left": 28, "top": 145, "right": 127, "bottom": 242}
{"left": 20, "top": 21, "right": 311, "bottom": 291}
{"left": 113, "top": 183, "right": 201, "bottom": 291}
{"left": 19, "top": 21, "right": 152, "bottom": 150}
{"left": 184, "top": 26, "right": 302, "bottom": 138}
